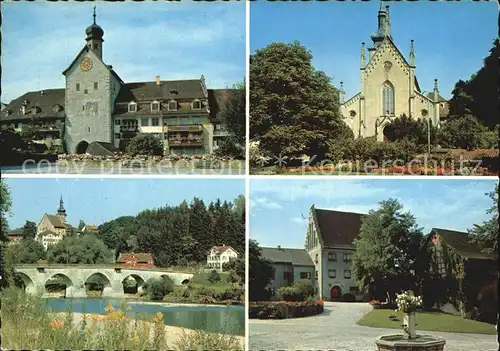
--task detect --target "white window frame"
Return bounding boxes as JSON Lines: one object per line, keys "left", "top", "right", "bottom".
{"left": 192, "top": 99, "right": 202, "bottom": 110}
{"left": 128, "top": 102, "right": 137, "bottom": 113}
{"left": 151, "top": 101, "right": 160, "bottom": 112}
{"left": 168, "top": 100, "right": 177, "bottom": 111}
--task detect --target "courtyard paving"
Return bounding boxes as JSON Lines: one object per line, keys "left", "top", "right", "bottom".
{"left": 249, "top": 302, "right": 498, "bottom": 351}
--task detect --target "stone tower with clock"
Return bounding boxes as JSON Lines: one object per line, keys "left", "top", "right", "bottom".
{"left": 339, "top": 4, "right": 443, "bottom": 141}
{"left": 62, "top": 8, "right": 123, "bottom": 154}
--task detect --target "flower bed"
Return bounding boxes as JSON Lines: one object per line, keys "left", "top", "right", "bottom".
{"left": 249, "top": 300, "right": 324, "bottom": 319}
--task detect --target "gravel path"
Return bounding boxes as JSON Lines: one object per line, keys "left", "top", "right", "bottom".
{"left": 249, "top": 302, "right": 498, "bottom": 351}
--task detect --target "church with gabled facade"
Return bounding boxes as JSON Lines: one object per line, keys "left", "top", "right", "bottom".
{"left": 339, "top": 4, "right": 448, "bottom": 141}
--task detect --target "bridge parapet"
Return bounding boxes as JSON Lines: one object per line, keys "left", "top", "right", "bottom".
{"left": 13, "top": 266, "right": 194, "bottom": 298}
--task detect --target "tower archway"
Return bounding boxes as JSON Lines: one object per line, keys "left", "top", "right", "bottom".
{"left": 75, "top": 140, "right": 89, "bottom": 154}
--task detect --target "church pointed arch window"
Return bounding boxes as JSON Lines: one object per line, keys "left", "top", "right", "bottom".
{"left": 382, "top": 81, "right": 395, "bottom": 116}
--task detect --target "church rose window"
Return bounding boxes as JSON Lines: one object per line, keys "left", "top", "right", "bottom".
{"left": 382, "top": 81, "right": 395, "bottom": 115}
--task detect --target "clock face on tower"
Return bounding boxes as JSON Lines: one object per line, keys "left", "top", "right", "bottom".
{"left": 80, "top": 58, "right": 93, "bottom": 72}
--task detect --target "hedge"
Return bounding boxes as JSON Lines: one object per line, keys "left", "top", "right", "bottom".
{"left": 249, "top": 300, "right": 324, "bottom": 319}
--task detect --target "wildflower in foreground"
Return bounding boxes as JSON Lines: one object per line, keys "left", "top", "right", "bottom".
{"left": 49, "top": 319, "right": 63, "bottom": 329}
{"left": 152, "top": 311, "right": 164, "bottom": 323}
{"left": 104, "top": 303, "right": 115, "bottom": 313}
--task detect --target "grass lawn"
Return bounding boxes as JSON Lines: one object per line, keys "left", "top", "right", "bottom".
{"left": 357, "top": 309, "right": 496, "bottom": 335}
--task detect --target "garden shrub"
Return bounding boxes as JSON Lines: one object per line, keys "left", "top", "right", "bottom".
{"left": 277, "top": 286, "right": 303, "bottom": 301}
{"left": 144, "top": 276, "right": 174, "bottom": 301}
{"left": 293, "top": 279, "right": 315, "bottom": 299}
{"left": 125, "top": 134, "right": 163, "bottom": 156}
{"left": 208, "top": 270, "right": 221, "bottom": 284}
{"left": 249, "top": 300, "right": 324, "bottom": 319}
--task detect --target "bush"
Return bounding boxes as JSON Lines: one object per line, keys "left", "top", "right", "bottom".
{"left": 277, "top": 286, "right": 303, "bottom": 302}
{"left": 208, "top": 270, "right": 221, "bottom": 284}
{"left": 227, "top": 270, "right": 240, "bottom": 284}
{"left": 293, "top": 279, "right": 315, "bottom": 299}
{"left": 144, "top": 276, "right": 174, "bottom": 301}
{"left": 125, "top": 134, "right": 163, "bottom": 156}
{"left": 249, "top": 300, "right": 324, "bottom": 319}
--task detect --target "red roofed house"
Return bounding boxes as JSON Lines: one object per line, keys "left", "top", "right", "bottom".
{"left": 6, "top": 228, "right": 24, "bottom": 246}
{"left": 206, "top": 244, "right": 239, "bottom": 272}
{"left": 116, "top": 252, "right": 154, "bottom": 268}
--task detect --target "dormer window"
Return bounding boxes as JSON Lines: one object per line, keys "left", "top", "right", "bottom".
{"left": 170, "top": 90, "right": 179, "bottom": 95}
{"left": 20, "top": 106, "right": 26, "bottom": 115}
{"left": 192, "top": 99, "right": 202, "bottom": 110}
{"left": 6, "top": 110, "right": 12, "bottom": 116}
{"left": 31, "top": 106, "right": 40, "bottom": 114}
{"left": 128, "top": 102, "right": 137, "bottom": 113}
{"left": 151, "top": 101, "right": 160, "bottom": 112}
{"left": 168, "top": 100, "right": 177, "bottom": 111}
{"left": 52, "top": 104, "right": 63, "bottom": 113}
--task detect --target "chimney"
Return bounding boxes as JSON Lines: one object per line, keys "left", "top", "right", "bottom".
{"left": 40, "top": 90, "right": 45, "bottom": 96}
{"left": 277, "top": 245, "right": 281, "bottom": 250}
{"left": 156, "top": 75, "right": 161, "bottom": 86}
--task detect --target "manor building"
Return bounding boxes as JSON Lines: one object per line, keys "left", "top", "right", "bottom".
{"left": 0, "top": 9, "right": 231, "bottom": 155}
{"left": 262, "top": 206, "right": 364, "bottom": 301}
{"left": 339, "top": 4, "right": 448, "bottom": 141}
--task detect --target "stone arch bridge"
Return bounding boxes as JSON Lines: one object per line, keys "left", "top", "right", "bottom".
{"left": 14, "top": 264, "right": 194, "bottom": 298}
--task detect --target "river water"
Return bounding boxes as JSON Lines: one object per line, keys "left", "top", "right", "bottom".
{"left": 46, "top": 298, "right": 244, "bottom": 335}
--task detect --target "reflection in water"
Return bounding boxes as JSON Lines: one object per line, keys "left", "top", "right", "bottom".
{"left": 46, "top": 298, "right": 244, "bottom": 335}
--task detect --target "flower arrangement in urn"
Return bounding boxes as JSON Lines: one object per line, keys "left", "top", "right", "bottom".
{"left": 395, "top": 291, "right": 423, "bottom": 339}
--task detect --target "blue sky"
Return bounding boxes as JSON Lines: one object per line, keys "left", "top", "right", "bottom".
{"left": 250, "top": 179, "right": 498, "bottom": 249}
{"left": 1, "top": 1, "right": 245, "bottom": 103}
{"left": 250, "top": 1, "right": 498, "bottom": 100}
{"left": 3, "top": 178, "right": 244, "bottom": 230}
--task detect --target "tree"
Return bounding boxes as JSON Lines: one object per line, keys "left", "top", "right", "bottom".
{"left": 352, "top": 199, "right": 423, "bottom": 302}
{"left": 249, "top": 240, "right": 274, "bottom": 301}
{"left": 19, "top": 239, "right": 46, "bottom": 263}
{"left": 0, "top": 180, "right": 12, "bottom": 242}
{"left": 0, "top": 180, "right": 13, "bottom": 288}
{"left": 208, "top": 270, "right": 221, "bottom": 284}
{"left": 437, "top": 115, "right": 491, "bottom": 150}
{"left": 46, "top": 234, "right": 113, "bottom": 264}
{"left": 220, "top": 80, "right": 246, "bottom": 146}
{"left": 383, "top": 114, "right": 437, "bottom": 146}
{"left": 22, "top": 221, "right": 37, "bottom": 240}
{"left": 125, "top": 134, "right": 163, "bottom": 156}
{"left": 448, "top": 39, "right": 499, "bottom": 129}
{"left": 78, "top": 220, "right": 86, "bottom": 231}
{"left": 469, "top": 184, "right": 499, "bottom": 254}
{"left": 144, "top": 277, "right": 174, "bottom": 301}
{"left": 250, "top": 41, "right": 351, "bottom": 160}
{"left": 223, "top": 257, "right": 245, "bottom": 284}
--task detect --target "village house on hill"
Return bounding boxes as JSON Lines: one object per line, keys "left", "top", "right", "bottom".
{"left": 206, "top": 245, "right": 239, "bottom": 272}
{"left": 35, "top": 196, "right": 74, "bottom": 250}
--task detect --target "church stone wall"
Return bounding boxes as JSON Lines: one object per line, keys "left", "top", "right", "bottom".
{"left": 65, "top": 50, "right": 113, "bottom": 153}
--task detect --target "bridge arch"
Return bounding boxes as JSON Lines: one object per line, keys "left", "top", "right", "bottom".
{"left": 44, "top": 273, "right": 74, "bottom": 296}
{"left": 15, "top": 272, "right": 37, "bottom": 294}
{"left": 122, "top": 274, "right": 146, "bottom": 295}
{"left": 84, "top": 272, "right": 112, "bottom": 296}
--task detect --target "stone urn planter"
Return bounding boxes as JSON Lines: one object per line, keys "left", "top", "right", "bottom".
{"left": 375, "top": 291, "right": 446, "bottom": 351}
{"left": 403, "top": 312, "right": 416, "bottom": 339}
{"left": 375, "top": 334, "right": 446, "bottom": 351}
